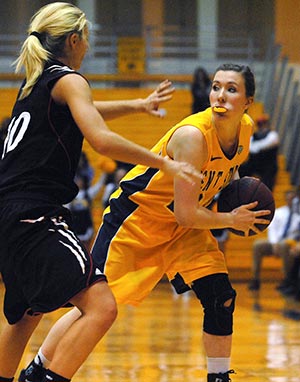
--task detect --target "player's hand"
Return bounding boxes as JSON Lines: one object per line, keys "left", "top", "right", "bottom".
{"left": 161, "top": 156, "right": 203, "bottom": 185}
{"left": 230, "top": 202, "right": 271, "bottom": 236}
{"left": 143, "top": 80, "right": 175, "bottom": 117}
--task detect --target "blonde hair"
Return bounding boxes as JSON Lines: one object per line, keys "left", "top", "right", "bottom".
{"left": 14, "top": 2, "right": 88, "bottom": 100}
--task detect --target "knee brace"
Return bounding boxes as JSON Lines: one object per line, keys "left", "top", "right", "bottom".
{"left": 170, "top": 273, "right": 191, "bottom": 294}
{"left": 191, "top": 273, "right": 236, "bottom": 336}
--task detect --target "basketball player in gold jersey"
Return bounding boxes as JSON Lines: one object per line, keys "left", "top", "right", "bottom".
{"left": 20, "top": 64, "right": 271, "bottom": 382}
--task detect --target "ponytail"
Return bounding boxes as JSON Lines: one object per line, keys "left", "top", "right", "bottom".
{"left": 14, "top": 33, "right": 49, "bottom": 99}
{"left": 14, "top": 2, "right": 88, "bottom": 100}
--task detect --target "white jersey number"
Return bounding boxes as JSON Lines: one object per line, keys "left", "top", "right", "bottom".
{"left": 2, "top": 112, "right": 31, "bottom": 159}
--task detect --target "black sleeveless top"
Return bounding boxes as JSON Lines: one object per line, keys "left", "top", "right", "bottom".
{"left": 0, "top": 60, "right": 86, "bottom": 204}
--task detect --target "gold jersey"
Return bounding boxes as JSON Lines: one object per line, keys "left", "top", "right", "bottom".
{"left": 93, "top": 107, "right": 254, "bottom": 305}
{"left": 111, "top": 107, "right": 252, "bottom": 216}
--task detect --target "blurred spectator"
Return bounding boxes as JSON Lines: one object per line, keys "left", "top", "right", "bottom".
{"left": 292, "top": 185, "right": 300, "bottom": 214}
{"left": 239, "top": 114, "right": 279, "bottom": 191}
{"left": 281, "top": 245, "right": 300, "bottom": 300}
{"left": 248, "top": 189, "right": 300, "bottom": 291}
{"left": 76, "top": 151, "right": 94, "bottom": 188}
{"left": 67, "top": 158, "right": 133, "bottom": 251}
{"left": 191, "top": 66, "right": 211, "bottom": 113}
{"left": 65, "top": 152, "right": 103, "bottom": 251}
{"left": 102, "top": 161, "right": 132, "bottom": 208}
{"left": 0, "top": 117, "right": 10, "bottom": 155}
{"left": 280, "top": 187, "right": 300, "bottom": 299}
{"left": 210, "top": 228, "right": 229, "bottom": 253}
{"left": 66, "top": 171, "right": 106, "bottom": 251}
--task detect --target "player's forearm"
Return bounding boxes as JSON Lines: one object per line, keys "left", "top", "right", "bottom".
{"left": 175, "top": 205, "right": 233, "bottom": 230}
{"left": 89, "top": 129, "right": 165, "bottom": 170}
{"left": 93, "top": 99, "right": 145, "bottom": 120}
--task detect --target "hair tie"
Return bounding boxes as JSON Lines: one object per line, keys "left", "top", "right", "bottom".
{"left": 30, "top": 31, "right": 43, "bottom": 44}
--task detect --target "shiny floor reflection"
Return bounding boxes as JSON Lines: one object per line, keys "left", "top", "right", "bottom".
{"left": 1, "top": 281, "right": 300, "bottom": 382}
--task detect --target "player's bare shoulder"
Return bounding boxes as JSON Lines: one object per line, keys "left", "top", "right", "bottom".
{"left": 168, "top": 125, "right": 207, "bottom": 165}
{"left": 52, "top": 72, "right": 90, "bottom": 105}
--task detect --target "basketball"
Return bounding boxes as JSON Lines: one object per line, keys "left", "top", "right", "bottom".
{"left": 217, "top": 176, "right": 275, "bottom": 236}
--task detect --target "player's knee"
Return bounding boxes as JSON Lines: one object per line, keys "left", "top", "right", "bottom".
{"left": 207, "top": 288, "right": 236, "bottom": 335}
{"left": 104, "top": 307, "right": 118, "bottom": 330}
{"left": 97, "top": 292, "right": 118, "bottom": 325}
{"left": 191, "top": 274, "right": 236, "bottom": 336}
{"left": 75, "top": 283, "right": 118, "bottom": 328}
{"left": 89, "top": 296, "right": 117, "bottom": 334}
{"left": 203, "top": 290, "right": 236, "bottom": 336}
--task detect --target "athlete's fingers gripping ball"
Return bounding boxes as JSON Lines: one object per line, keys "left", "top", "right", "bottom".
{"left": 217, "top": 176, "right": 275, "bottom": 236}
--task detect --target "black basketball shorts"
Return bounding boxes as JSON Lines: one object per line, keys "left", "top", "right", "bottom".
{"left": 0, "top": 199, "right": 106, "bottom": 324}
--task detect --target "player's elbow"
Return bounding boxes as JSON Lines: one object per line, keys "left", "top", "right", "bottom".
{"left": 175, "top": 209, "right": 197, "bottom": 228}
{"left": 94, "top": 141, "right": 112, "bottom": 157}
{"left": 89, "top": 133, "right": 114, "bottom": 157}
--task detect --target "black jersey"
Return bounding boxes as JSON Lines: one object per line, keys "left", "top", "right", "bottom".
{"left": 0, "top": 60, "right": 86, "bottom": 204}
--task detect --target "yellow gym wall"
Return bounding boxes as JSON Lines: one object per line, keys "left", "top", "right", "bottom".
{"left": 275, "top": 0, "right": 300, "bottom": 63}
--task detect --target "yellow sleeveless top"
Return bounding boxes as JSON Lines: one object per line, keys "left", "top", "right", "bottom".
{"left": 109, "top": 107, "right": 253, "bottom": 222}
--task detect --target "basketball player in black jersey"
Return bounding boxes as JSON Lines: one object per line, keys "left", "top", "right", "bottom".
{"left": 0, "top": 3, "right": 201, "bottom": 382}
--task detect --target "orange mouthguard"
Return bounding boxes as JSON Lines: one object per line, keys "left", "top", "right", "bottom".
{"left": 213, "top": 106, "right": 227, "bottom": 113}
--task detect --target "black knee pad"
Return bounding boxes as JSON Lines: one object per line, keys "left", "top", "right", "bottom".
{"left": 170, "top": 273, "right": 191, "bottom": 294}
{"left": 191, "top": 273, "right": 236, "bottom": 336}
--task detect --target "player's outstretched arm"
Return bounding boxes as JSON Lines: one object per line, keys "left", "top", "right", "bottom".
{"left": 53, "top": 74, "right": 201, "bottom": 185}
{"left": 93, "top": 80, "right": 174, "bottom": 120}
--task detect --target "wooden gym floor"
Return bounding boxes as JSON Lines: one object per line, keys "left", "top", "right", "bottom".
{"left": 1, "top": 280, "right": 299, "bottom": 382}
